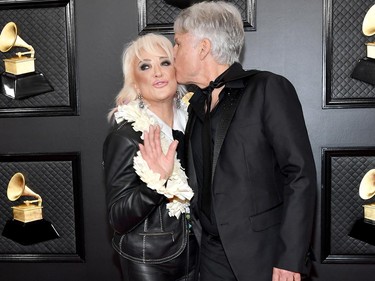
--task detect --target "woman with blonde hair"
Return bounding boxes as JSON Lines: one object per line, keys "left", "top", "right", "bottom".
{"left": 103, "top": 33, "right": 197, "bottom": 281}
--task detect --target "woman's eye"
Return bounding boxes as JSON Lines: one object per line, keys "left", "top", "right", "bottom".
{"left": 161, "top": 60, "right": 171, "bottom": 66}
{"left": 139, "top": 63, "right": 150, "bottom": 71}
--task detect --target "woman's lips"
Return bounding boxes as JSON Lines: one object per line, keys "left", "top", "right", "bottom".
{"left": 153, "top": 80, "right": 168, "bottom": 88}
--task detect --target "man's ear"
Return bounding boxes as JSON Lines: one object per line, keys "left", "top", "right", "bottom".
{"left": 199, "top": 38, "right": 211, "bottom": 60}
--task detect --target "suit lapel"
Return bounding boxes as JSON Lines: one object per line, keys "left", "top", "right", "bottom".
{"left": 211, "top": 88, "right": 244, "bottom": 182}
{"left": 186, "top": 67, "right": 261, "bottom": 188}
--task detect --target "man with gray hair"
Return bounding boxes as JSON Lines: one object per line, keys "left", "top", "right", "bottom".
{"left": 140, "top": 1, "right": 316, "bottom": 280}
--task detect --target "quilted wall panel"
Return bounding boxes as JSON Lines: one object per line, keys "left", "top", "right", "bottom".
{"left": 139, "top": 0, "right": 255, "bottom": 33}
{"left": 0, "top": 153, "right": 83, "bottom": 261}
{"left": 326, "top": 0, "right": 375, "bottom": 107}
{"left": 0, "top": 0, "right": 77, "bottom": 116}
{"left": 322, "top": 148, "right": 375, "bottom": 262}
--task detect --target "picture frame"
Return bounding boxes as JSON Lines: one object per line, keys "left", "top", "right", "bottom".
{"left": 323, "top": 0, "right": 375, "bottom": 108}
{"left": 0, "top": 0, "right": 77, "bottom": 117}
{"left": 138, "top": 0, "right": 256, "bottom": 34}
{"left": 321, "top": 147, "right": 375, "bottom": 263}
{"left": 0, "top": 152, "right": 84, "bottom": 262}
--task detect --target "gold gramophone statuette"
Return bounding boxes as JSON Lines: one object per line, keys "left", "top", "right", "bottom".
{"left": 350, "top": 4, "right": 375, "bottom": 85}
{"left": 7, "top": 172, "right": 43, "bottom": 223}
{"left": 359, "top": 169, "right": 375, "bottom": 223}
{"left": 2, "top": 172, "right": 59, "bottom": 245}
{"left": 0, "top": 22, "right": 35, "bottom": 75}
{"left": 363, "top": 5, "right": 375, "bottom": 59}
{"left": 348, "top": 169, "right": 375, "bottom": 245}
{"left": 0, "top": 21, "right": 54, "bottom": 99}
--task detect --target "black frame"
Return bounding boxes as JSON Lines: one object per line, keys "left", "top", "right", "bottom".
{"left": 0, "top": 0, "right": 77, "bottom": 117}
{"left": 138, "top": 0, "right": 256, "bottom": 34}
{"left": 0, "top": 152, "right": 84, "bottom": 262}
{"left": 321, "top": 147, "right": 375, "bottom": 263}
{"left": 323, "top": 0, "right": 375, "bottom": 108}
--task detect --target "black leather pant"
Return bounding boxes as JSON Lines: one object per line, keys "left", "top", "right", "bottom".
{"left": 200, "top": 231, "right": 237, "bottom": 281}
{"left": 120, "top": 233, "right": 198, "bottom": 281}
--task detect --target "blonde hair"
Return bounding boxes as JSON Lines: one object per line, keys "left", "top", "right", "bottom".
{"left": 108, "top": 33, "right": 176, "bottom": 119}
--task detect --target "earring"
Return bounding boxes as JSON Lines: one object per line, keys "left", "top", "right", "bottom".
{"left": 138, "top": 93, "right": 145, "bottom": 109}
{"left": 175, "top": 91, "right": 181, "bottom": 109}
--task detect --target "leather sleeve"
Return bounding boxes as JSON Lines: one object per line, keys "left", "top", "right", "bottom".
{"left": 102, "top": 123, "right": 165, "bottom": 234}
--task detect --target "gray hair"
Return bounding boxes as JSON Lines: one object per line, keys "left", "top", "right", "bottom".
{"left": 174, "top": 1, "right": 244, "bottom": 65}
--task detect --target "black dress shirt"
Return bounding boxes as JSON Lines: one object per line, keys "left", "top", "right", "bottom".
{"left": 188, "top": 63, "right": 248, "bottom": 236}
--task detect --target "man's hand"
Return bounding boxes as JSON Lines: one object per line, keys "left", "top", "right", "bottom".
{"left": 272, "top": 267, "right": 301, "bottom": 281}
{"left": 139, "top": 125, "right": 178, "bottom": 180}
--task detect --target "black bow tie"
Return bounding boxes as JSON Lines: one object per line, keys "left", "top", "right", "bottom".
{"left": 202, "top": 80, "right": 225, "bottom": 97}
{"left": 201, "top": 79, "right": 225, "bottom": 114}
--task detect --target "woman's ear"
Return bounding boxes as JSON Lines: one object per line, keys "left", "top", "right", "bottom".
{"left": 199, "top": 38, "right": 211, "bottom": 60}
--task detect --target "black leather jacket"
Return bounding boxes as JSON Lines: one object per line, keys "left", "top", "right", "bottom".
{"left": 103, "top": 121, "right": 188, "bottom": 263}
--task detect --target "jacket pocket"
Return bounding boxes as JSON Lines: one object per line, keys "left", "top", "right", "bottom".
{"left": 113, "top": 210, "right": 188, "bottom": 264}
{"left": 138, "top": 231, "right": 175, "bottom": 241}
{"left": 249, "top": 203, "right": 283, "bottom": 232}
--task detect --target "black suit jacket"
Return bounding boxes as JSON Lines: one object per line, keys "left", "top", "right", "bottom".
{"left": 186, "top": 64, "right": 317, "bottom": 281}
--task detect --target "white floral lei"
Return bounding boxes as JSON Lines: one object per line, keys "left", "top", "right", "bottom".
{"left": 114, "top": 99, "right": 193, "bottom": 219}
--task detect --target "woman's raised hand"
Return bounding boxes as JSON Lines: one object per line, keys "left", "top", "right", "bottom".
{"left": 139, "top": 125, "right": 178, "bottom": 180}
